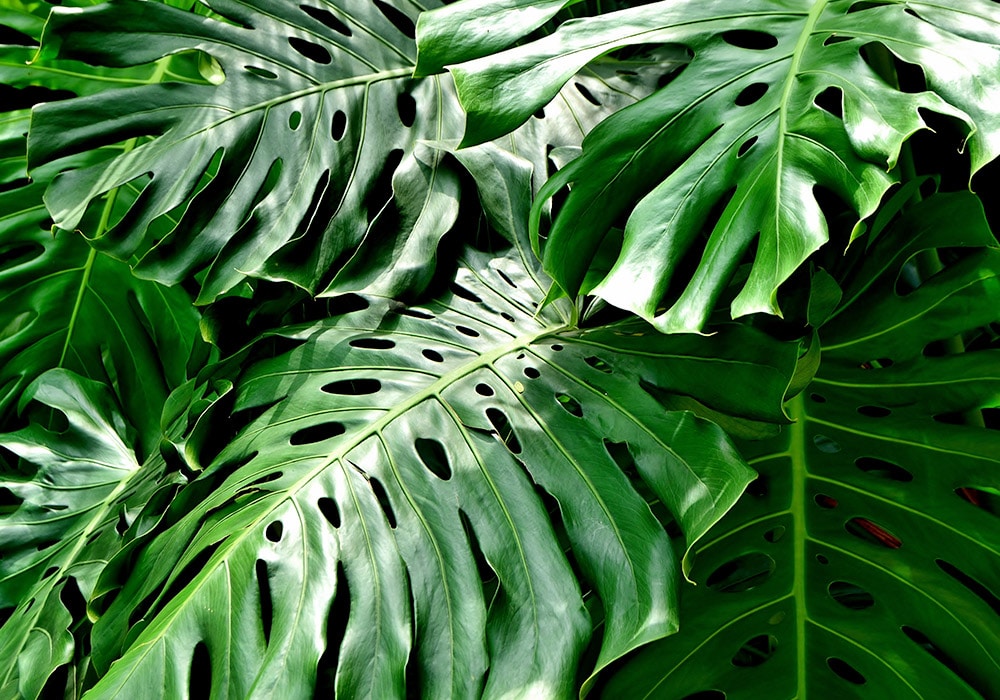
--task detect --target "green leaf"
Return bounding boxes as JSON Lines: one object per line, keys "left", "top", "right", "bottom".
{"left": 83, "top": 236, "right": 797, "bottom": 697}
{"left": 421, "top": 0, "right": 1000, "bottom": 331}
{"left": 0, "top": 112, "right": 203, "bottom": 452}
{"left": 598, "top": 192, "right": 1000, "bottom": 698}
{"left": 0, "top": 370, "right": 179, "bottom": 700}
{"left": 27, "top": 0, "right": 462, "bottom": 303}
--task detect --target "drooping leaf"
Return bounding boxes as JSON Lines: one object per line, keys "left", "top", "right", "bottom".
{"left": 0, "top": 111, "right": 203, "bottom": 452}
{"left": 419, "top": 0, "right": 1000, "bottom": 331}
{"left": 599, "top": 192, "right": 1000, "bottom": 698}
{"left": 82, "top": 227, "right": 797, "bottom": 698}
{"left": 27, "top": 0, "right": 463, "bottom": 303}
{"left": 0, "top": 370, "right": 181, "bottom": 700}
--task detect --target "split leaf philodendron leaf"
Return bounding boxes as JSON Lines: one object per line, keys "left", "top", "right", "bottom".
{"left": 0, "top": 111, "right": 203, "bottom": 454}
{"left": 82, "top": 238, "right": 797, "bottom": 698}
{"left": 27, "top": 0, "right": 463, "bottom": 303}
{"left": 599, "top": 192, "right": 1000, "bottom": 698}
{"left": 418, "top": 0, "right": 1000, "bottom": 332}
{"left": 0, "top": 370, "right": 180, "bottom": 700}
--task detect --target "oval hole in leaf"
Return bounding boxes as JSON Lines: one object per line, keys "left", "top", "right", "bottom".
{"left": 550, "top": 344, "right": 563, "bottom": 351}
{"left": 456, "top": 325, "right": 480, "bottom": 337}
{"left": 318, "top": 497, "right": 340, "bottom": 528}
{"left": 812, "top": 434, "right": 841, "bottom": 453}
{"left": 289, "top": 421, "right": 346, "bottom": 445}
{"left": 814, "top": 493, "right": 838, "bottom": 509}
{"left": 288, "top": 36, "right": 332, "bottom": 64}
{"left": 450, "top": 282, "right": 482, "bottom": 303}
{"left": 475, "top": 383, "right": 494, "bottom": 397}
{"left": 574, "top": 81, "right": 601, "bottom": 106}
{"left": 900, "top": 625, "right": 984, "bottom": 693}
{"left": 330, "top": 110, "right": 347, "bottom": 140}
{"left": 322, "top": 378, "right": 381, "bottom": 395}
{"left": 244, "top": 65, "right": 278, "bottom": 80}
{"left": 845, "top": 517, "right": 901, "bottom": 549}
{"left": 707, "top": 552, "right": 775, "bottom": 593}
{"left": 350, "top": 337, "right": 394, "bottom": 349}
{"left": 189, "top": 642, "right": 212, "bottom": 700}
{"left": 256, "top": 559, "right": 273, "bottom": 645}
{"left": 735, "top": 82, "right": 768, "bottom": 106}
{"left": 584, "top": 356, "right": 612, "bottom": 373}
{"left": 856, "top": 456, "right": 912, "bottom": 482}
{"left": 955, "top": 487, "right": 999, "bottom": 515}
{"left": 300, "top": 4, "right": 352, "bottom": 36}
{"left": 737, "top": 136, "right": 758, "bottom": 157}
{"left": 680, "top": 690, "right": 726, "bottom": 700}
{"left": 288, "top": 111, "right": 302, "bottom": 130}
{"left": 810, "top": 393, "right": 827, "bottom": 403}
{"left": 827, "top": 657, "right": 866, "bottom": 685}
{"left": 722, "top": 29, "right": 778, "bottom": 50}
{"left": 486, "top": 408, "right": 521, "bottom": 454}
{"left": 397, "top": 92, "right": 416, "bottom": 127}
{"left": 857, "top": 405, "right": 891, "bottom": 418}
{"left": 556, "top": 393, "right": 583, "bottom": 417}
{"left": 373, "top": 0, "right": 415, "bottom": 38}
{"left": 731, "top": 634, "right": 777, "bottom": 667}
{"left": 763, "top": 525, "right": 785, "bottom": 543}
{"left": 936, "top": 559, "right": 1000, "bottom": 615}
{"left": 0, "top": 242, "right": 44, "bottom": 273}
{"left": 500, "top": 312, "right": 516, "bottom": 323}
{"left": 415, "top": 438, "right": 451, "bottom": 480}
{"left": 829, "top": 581, "right": 875, "bottom": 610}
{"left": 422, "top": 349, "right": 444, "bottom": 363}
{"left": 399, "top": 307, "right": 433, "bottom": 320}
{"left": 816, "top": 553, "right": 830, "bottom": 565}
{"left": 368, "top": 476, "right": 396, "bottom": 528}
{"left": 265, "top": 521, "right": 283, "bottom": 542}
{"left": 524, "top": 367, "right": 540, "bottom": 379}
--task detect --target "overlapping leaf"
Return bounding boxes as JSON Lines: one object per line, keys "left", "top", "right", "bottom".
{"left": 419, "top": 0, "right": 1000, "bottom": 332}
{"left": 79, "top": 225, "right": 797, "bottom": 698}
{"left": 0, "top": 111, "right": 202, "bottom": 451}
{"left": 0, "top": 370, "right": 180, "bottom": 700}
{"left": 599, "top": 193, "right": 1000, "bottom": 698}
{"left": 27, "top": 0, "right": 463, "bottom": 303}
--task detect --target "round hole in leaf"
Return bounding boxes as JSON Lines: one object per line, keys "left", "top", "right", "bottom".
{"left": 707, "top": 552, "right": 775, "bottom": 593}
{"left": 551, "top": 344, "right": 563, "bottom": 351}
{"left": 829, "top": 581, "right": 875, "bottom": 610}
{"left": 827, "top": 657, "right": 866, "bottom": 685}
{"left": 265, "top": 521, "right": 283, "bottom": 542}
{"left": 415, "top": 438, "right": 451, "bottom": 480}
{"left": 523, "top": 367, "right": 540, "bottom": 379}
{"left": 475, "top": 383, "right": 494, "bottom": 397}
{"left": 422, "top": 349, "right": 444, "bottom": 363}
{"left": 322, "top": 378, "right": 381, "bottom": 395}
{"left": 731, "top": 634, "right": 777, "bottom": 667}
{"left": 856, "top": 456, "right": 912, "bottom": 482}
{"left": 290, "top": 421, "right": 346, "bottom": 445}
{"left": 812, "top": 434, "right": 841, "bottom": 453}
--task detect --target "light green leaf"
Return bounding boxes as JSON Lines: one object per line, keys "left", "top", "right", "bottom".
{"left": 420, "top": 0, "right": 1000, "bottom": 331}
{"left": 84, "top": 238, "right": 797, "bottom": 698}
{"left": 599, "top": 192, "right": 1000, "bottom": 698}
{"left": 0, "top": 370, "right": 179, "bottom": 700}
{"left": 28, "top": 0, "right": 463, "bottom": 303}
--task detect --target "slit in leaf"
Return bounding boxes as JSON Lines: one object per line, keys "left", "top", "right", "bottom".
{"left": 256, "top": 559, "right": 273, "bottom": 645}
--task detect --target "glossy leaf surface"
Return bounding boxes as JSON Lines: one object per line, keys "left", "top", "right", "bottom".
{"left": 599, "top": 193, "right": 1000, "bottom": 698}
{"left": 420, "top": 0, "right": 1000, "bottom": 331}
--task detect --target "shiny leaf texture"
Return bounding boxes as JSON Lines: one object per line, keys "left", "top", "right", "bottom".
{"left": 0, "top": 370, "right": 179, "bottom": 700}
{"left": 82, "top": 237, "right": 797, "bottom": 698}
{"left": 0, "top": 111, "right": 203, "bottom": 453}
{"left": 28, "top": 0, "right": 462, "bottom": 303}
{"left": 598, "top": 192, "right": 1000, "bottom": 698}
{"left": 419, "top": 0, "right": 1000, "bottom": 332}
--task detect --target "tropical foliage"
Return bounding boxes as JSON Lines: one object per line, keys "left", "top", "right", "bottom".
{"left": 0, "top": 0, "right": 998, "bottom": 698}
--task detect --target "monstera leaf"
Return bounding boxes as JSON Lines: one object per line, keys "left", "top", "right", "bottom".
{"left": 597, "top": 192, "right": 1000, "bottom": 697}
{"left": 27, "top": 0, "right": 463, "bottom": 303}
{"left": 0, "top": 112, "right": 202, "bottom": 451}
{"left": 0, "top": 370, "right": 181, "bottom": 700}
{"left": 417, "top": 0, "right": 1000, "bottom": 332}
{"left": 77, "top": 224, "right": 798, "bottom": 698}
